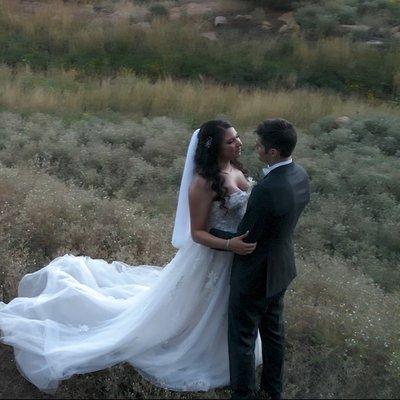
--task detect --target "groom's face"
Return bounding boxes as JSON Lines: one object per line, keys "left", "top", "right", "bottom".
{"left": 255, "top": 137, "right": 267, "bottom": 163}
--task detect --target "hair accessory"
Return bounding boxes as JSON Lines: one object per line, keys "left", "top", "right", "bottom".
{"left": 205, "top": 137, "right": 213, "bottom": 148}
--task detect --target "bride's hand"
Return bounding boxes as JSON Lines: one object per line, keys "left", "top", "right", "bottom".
{"left": 229, "top": 231, "right": 257, "bottom": 255}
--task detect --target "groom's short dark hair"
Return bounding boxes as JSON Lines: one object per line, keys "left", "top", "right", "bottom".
{"left": 256, "top": 118, "right": 297, "bottom": 157}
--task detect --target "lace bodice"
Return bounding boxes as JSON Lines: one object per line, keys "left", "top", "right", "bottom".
{"left": 208, "top": 189, "right": 249, "bottom": 232}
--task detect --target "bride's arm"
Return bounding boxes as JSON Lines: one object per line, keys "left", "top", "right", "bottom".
{"left": 189, "top": 176, "right": 229, "bottom": 250}
{"left": 189, "top": 176, "right": 256, "bottom": 254}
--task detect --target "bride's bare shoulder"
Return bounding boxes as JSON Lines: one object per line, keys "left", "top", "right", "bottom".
{"left": 190, "top": 174, "right": 213, "bottom": 197}
{"left": 191, "top": 174, "right": 207, "bottom": 187}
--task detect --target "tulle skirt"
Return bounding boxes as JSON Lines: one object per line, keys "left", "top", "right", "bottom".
{"left": 0, "top": 240, "right": 262, "bottom": 393}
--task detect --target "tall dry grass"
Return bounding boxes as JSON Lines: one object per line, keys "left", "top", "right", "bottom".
{"left": 0, "top": 66, "right": 398, "bottom": 129}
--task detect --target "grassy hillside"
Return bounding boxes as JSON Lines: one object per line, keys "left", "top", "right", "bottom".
{"left": 0, "top": 1, "right": 399, "bottom": 100}
{"left": 0, "top": 0, "right": 399, "bottom": 399}
{"left": 0, "top": 111, "right": 399, "bottom": 399}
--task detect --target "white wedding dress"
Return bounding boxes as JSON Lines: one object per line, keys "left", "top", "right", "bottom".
{"left": 0, "top": 189, "right": 262, "bottom": 393}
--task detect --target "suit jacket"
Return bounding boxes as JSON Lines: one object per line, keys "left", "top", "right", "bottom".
{"left": 210, "top": 162, "right": 310, "bottom": 298}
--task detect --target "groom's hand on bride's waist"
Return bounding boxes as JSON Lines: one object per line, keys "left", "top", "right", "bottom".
{"left": 209, "top": 228, "right": 257, "bottom": 255}
{"left": 229, "top": 231, "right": 257, "bottom": 255}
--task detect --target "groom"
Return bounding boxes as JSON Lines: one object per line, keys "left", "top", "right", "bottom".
{"left": 211, "top": 118, "right": 310, "bottom": 399}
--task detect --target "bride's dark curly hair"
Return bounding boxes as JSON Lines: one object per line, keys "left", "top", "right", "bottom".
{"left": 194, "top": 119, "right": 247, "bottom": 208}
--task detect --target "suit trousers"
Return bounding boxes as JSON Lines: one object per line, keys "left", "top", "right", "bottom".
{"left": 228, "top": 286, "right": 286, "bottom": 397}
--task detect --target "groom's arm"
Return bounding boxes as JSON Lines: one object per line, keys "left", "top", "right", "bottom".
{"left": 209, "top": 185, "right": 271, "bottom": 249}
{"left": 236, "top": 184, "right": 271, "bottom": 244}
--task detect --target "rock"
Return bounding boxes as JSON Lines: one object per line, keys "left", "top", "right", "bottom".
{"left": 127, "top": 8, "right": 150, "bottom": 23}
{"left": 365, "top": 40, "right": 384, "bottom": 46}
{"left": 135, "top": 22, "right": 151, "bottom": 30}
{"left": 232, "top": 14, "right": 253, "bottom": 27}
{"left": 250, "top": 8, "right": 266, "bottom": 22}
{"left": 278, "top": 20, "right": 300, "bottom": 34}
{"left": 276, "top": 11, "right": 300, "bottom": 33}
{"left": 170, "top": 2, "right": 213, "bottom": 20}
{"left": 378, "top": 27, "right": 388, "bottom": 35}
{"left": 169, "top": 8, "right": 181, "bottom": 20}
{"left": 200, "top": 31, "right": 217, "bottom": 41}
{"left": 214, "top": 16, "right": 228, "bottom": 27}
{"left": 93, "top": 3, "right": 114, "bottom": 13}
{"left": 277, "top": 11, "right": 295, "bottom": 25}
{"left": 339, "top": 24, "right": 371, "bottom": 33}
{"left": 186, "top": 2, "right": 213, "bottom": 17}
{"left": 234, "top": 14, "right": 253, "bottom": 22}
{"left": 260, "top": 21, "right": 272, "bottom": 31}
{"left": 393, "top": 32, "right": 400, "bottom": 39}
{"left": 279, "top": 24, "right": 289, "bottom": 33}
{"left": 390, "top": 26, "right": 400, "bottom": 34}
{"left": 335, "top": 116, "right": 351, "bottom": 126}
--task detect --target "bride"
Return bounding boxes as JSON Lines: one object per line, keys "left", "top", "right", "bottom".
{"left": 0, "top": 119, "right": 261, "bottom": 394}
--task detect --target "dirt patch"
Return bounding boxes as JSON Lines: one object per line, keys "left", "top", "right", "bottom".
{"left": 0, "top": 343, "right": 230, "bottom": 399}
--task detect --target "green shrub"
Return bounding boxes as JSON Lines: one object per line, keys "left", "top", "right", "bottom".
{"left": 149, "top": 4, "right": 169, "bottom": 18}
{"left": 297, "top": 115, "right": 400, "bottom": 290}
{"left": 248, "top": 0, "right": 293, "bottom": 11}
{"left": 295, "top": 5, "right": 339, "bottom": 37}
{"left": 336, "top": 5, "right": 358, "bottom": 24}
{"left": 294, "top": 0, "right": 400, "bottom": 38}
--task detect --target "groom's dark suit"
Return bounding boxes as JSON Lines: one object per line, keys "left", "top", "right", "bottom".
{"left": 210, "top": 162, "right": 310, "bottom": 398}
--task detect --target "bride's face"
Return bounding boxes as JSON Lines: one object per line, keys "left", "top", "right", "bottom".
{"left": 219, "top": 127, "right": 242, "bottom": 161}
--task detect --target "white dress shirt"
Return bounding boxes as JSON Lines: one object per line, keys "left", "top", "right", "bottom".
{"left": 262, "top": 158, "right": 293, "bottom": 177}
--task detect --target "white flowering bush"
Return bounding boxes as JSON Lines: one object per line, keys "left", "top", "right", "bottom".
{"left": 0, "top": 111, "right": 399, "bottom": 398}
{"left": 0, "top": 113, "right": 188, "bottom": 200}
{"left": 293, "top": 115, "right": 400, "bottom": 291}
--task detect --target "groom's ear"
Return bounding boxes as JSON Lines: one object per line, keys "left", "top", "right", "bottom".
{"left": 268, "top": 148, "right": 280, "bottom": 157}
